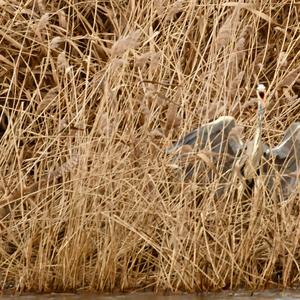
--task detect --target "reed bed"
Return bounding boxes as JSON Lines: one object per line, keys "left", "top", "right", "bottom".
{"left": 0, "top": 0, "right": 299, "bottom": 293}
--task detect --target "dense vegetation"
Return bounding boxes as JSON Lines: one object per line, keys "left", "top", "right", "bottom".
{"left": 0, "top": 0, "right": 299, "bottom": 293}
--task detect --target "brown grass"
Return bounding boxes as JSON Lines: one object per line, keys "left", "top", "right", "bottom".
{"left": 0, "top": 0, "right": 300, "bottom": 294}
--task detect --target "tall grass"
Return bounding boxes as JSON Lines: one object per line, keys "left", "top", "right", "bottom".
{"left": 0, "top": 0, "right": 299, "bottom": 293}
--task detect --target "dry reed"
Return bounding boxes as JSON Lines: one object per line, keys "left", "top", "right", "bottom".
{"left": 0, "top": 0, "right": 299, "bottom": 294}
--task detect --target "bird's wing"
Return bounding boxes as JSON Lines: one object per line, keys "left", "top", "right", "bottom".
{"left": 166, "top": 116, "right": 238, "bottom": 154}
{"left": 226, "top": 125, "right": 245, "bottom": 156}
{"left": 165, "top": 127, "right": 201, "bottom": 154}
{"left": 268, "top": 122, "right": 300, "bottom": 165}
{"left": 262, "top": 122, "right": 300, "bottom": 199}
{"left": 266, "top": 122, "right": 300, "bottom": 178}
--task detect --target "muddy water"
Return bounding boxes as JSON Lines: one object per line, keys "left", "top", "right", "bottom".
{"left": 1, "top": 290, "right": 300, "bottom": 300}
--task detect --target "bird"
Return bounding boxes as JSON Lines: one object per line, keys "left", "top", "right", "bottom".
{"left": 166, "top": 115, "right": 242, "bottom": 179}
{"left": 166, "top": 85, "right": 267, "bottom": 177}
{"left": 166, "top": 84, "right": 300, "bottom": 199}
{"left": 165, "top": 115, "right": 239, "bottom": 155}
{"left": 242, "top": 83, "right": 267, "bottom": 180}
{"left": 263, "top": 122, "right": 300, "bottom": 199}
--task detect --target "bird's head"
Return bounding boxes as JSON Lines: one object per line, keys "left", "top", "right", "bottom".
{"left": 256, "top": 84, "right": 267, "bottom": 110}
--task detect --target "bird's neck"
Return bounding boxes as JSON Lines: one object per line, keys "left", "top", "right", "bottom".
{"left": 248, "top": 102, "right": 264, "bottom": 174}
{"left": 244, "top": 99, "right": 265, "bottom": 179}
{"left": 258, "top": 102, "right": 264, "bottom": 127}
{"left": 255, "top": 102, "right": 264, "bottom": 144}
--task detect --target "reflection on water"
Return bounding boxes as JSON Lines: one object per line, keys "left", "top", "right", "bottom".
{"left": 1, "top": 290, "right": 300, "bottom": 300}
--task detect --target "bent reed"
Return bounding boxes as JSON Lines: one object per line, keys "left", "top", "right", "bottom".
{"left": 0, "top": 0, "right": 300, "bottom": 293}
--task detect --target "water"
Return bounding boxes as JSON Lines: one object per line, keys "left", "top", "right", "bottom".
{"left": 1, "top": 290, "right": 300, "bottom": 300}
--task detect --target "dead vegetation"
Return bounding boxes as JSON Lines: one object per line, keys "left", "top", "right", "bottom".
{"left": 0, "top": 0, "right": 299, "bottom": 294}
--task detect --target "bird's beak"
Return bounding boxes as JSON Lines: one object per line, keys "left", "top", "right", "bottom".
{"left": 257, "top": 89, "right": 267, "bottom": 108}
